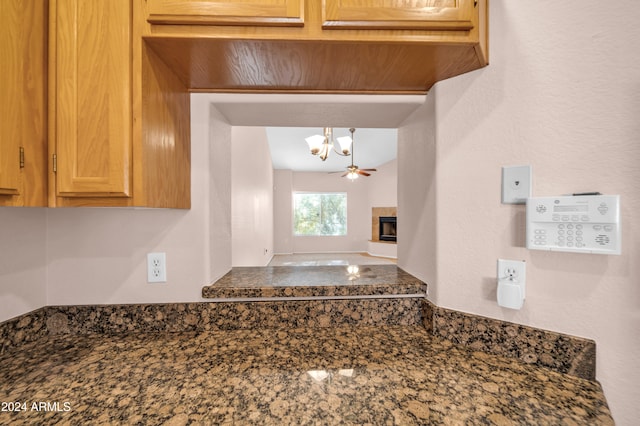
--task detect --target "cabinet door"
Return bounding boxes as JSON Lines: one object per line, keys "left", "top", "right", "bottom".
{"left": 55, "top": 0, "right": 132, "bottom": 197}
{"left": 323, "top": 0, "right": 475, "bottom": 30}
{"left": 0, "top": 0, "right": 47, "bottom": 206}
{"left": 146, "top": 0, "right": 304, "bottom": 26}
{"left": 0, "top": 1, "right": 20, "bottom": 197}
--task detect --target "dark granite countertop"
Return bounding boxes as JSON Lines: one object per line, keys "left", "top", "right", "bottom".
{"left": 0, "top": 325, "right": 612, "bottom": 425}
{"left": 202, "top": 265, "right": 427, "bottom": 299}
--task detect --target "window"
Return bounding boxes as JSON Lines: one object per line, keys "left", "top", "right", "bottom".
{"left": 293, "top": 192, "right": 347, "bottom": 236}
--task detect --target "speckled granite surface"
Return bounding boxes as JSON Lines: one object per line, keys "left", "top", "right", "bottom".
{"left": 0, "top": 325, "right": 612, "bottom": 425}
{"left": 44, "top": 298, "right": 422, "bottom": 334}
{"left": 423, "top": 301, "right": 597, "bottom": 381}
{"left": 202, "top": 265, "right": 426, "bottom": 299}
{"left": 0, "top": 309, "right": 47, "bottom": 356}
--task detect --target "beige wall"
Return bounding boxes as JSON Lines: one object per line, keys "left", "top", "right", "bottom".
{"left": 273, "top": 170, "right": 294, "bottom": 254}
{"left": 207, "top": 104, "right": 234, "bottom": 282}
{"left": 367, "top": 159, "right": 398, "bottom": 209}
{"left": 398, "top": 94, "right": 438, "bottom": 299}
{"left": 231, "top": 127, "right": 274, "bottom": 266}
{"left": 399, "top": 2, "right": 640, "bottom": 424}
{"left": 0, "top": 208, "right": 47, "bottom": 322}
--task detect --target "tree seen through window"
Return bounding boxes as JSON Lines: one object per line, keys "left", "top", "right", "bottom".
{"left": 293, "top": 193, "right": 347, "bottom": 236}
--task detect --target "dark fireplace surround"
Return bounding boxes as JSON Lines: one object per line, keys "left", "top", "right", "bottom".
{"left": 371, "top": 207, "right": 397, "bottom": 244}
{"left": 379, "top": 216, "right": 397, "bottom": 242}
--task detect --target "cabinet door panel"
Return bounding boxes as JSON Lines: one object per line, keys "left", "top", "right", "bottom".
{"left": 146, "top": 0, "right": 304, "bottom": 26}
{"left": 323, "top": 0, "right": 474, "bottom": 30}
{"left": 0, "top": 1, "right": 27, "bottom": 196}
{"left": 0, "top": 0, "right": 47, "bottom": 205}
{"left": 56, "top": 0, "right": 131, "bottom": 197}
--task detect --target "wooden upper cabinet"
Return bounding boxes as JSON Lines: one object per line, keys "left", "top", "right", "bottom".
{"left": 50, "top": 0, "right": 191, "bottom": 208}
{"left": 322, "top": 0, "right": 475, "bottom": 31}
{"left": 141, "top": 0, "right": 488, "bottom": 94}
{"left": 146, "top": 0, "right": 305, "bottom": 26}
{"left": 54, "top": 0, "right": 132, "bottom": 198}
{"left": 0, "top": 0, "right": 47, "bottom": 207}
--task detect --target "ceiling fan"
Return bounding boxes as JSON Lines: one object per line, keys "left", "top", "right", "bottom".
{"left": 335, "top": 128, "right": 377, "bottom": 180}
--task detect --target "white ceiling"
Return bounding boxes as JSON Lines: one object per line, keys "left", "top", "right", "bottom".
{"left": 203, "top": 93, "right": 426, "bottom": 172}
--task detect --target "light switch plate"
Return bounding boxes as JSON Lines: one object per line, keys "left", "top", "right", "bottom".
{"left": 502, "top": 165, "right": 531, "bottom": 204}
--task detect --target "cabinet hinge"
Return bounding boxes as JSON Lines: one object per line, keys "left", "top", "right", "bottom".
{"left": 19, "top": 147, "right": 25, "bottom": 168}
{"left": 53, "top": 153, "right": 57, "bottom": 173}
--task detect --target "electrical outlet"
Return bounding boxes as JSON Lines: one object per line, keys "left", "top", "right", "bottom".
{"left": 497, "top": 259, "right": 526, "bottom": 309}
{"left": 147, "top": 252, "right": 166, "bottom": 283}
{"left": 497, "top": 259, "right": 526, "bottom": 284}
{"left": 505, "top": 267, "right": 518, "bottom": 280}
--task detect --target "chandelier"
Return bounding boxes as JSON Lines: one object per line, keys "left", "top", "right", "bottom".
{"left": 305, "top": 127, "right": 352, "bottom": 161}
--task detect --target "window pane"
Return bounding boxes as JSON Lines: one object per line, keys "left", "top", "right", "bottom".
{"left": 294, "top": 193, "right": 347, "bottom": 236}
{"left": 293, "top": 193, "right": 321, "bottom": 236}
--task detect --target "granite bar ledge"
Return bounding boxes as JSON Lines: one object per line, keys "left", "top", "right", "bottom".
{"left": 202, "top": 265, "right": 427, "bottom": 299}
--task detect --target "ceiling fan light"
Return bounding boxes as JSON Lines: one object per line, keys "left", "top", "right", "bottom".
{"left": 336, "top": 136, "right": 352, "bottom": 155}
{"left": 347, "top": 170, "right": 359, "bottom": 180}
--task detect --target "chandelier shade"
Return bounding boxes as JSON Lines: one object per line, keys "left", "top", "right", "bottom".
{"left": 304, "top": 134, "right": 326, "bottom": 155}
{"left": 335, "top": 136, "right": 353, "bottom": 155}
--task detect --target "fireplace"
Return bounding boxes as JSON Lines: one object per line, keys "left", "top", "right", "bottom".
{"left": 379, "top": 216, "right": 397, "bottom": 242}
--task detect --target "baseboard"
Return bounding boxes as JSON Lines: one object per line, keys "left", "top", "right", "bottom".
{"left": 365, "top": 251, "right": 397, "bottom": 260}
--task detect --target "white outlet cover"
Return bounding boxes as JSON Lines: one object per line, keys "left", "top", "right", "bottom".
{"left": 497, "top": 259, "right": 526, "bottom": 309}
{"left": 497, "top": 259, "right": 526, "bottom": 296}
{"left": 147, "top": 252, "right": 167, "bottom": 283}
{"left": 502, "top": 165, "right": 532, "bottom": 204}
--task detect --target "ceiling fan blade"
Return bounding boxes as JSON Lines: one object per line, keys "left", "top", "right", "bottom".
{"left": 341, "top": 172, "right": 349, "bottom": 177}
{"left": 357, "top": 170, "right": 371, "bottom": 176}
{"left": 360, "top": 168, "right": 377, "bottom": 171}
